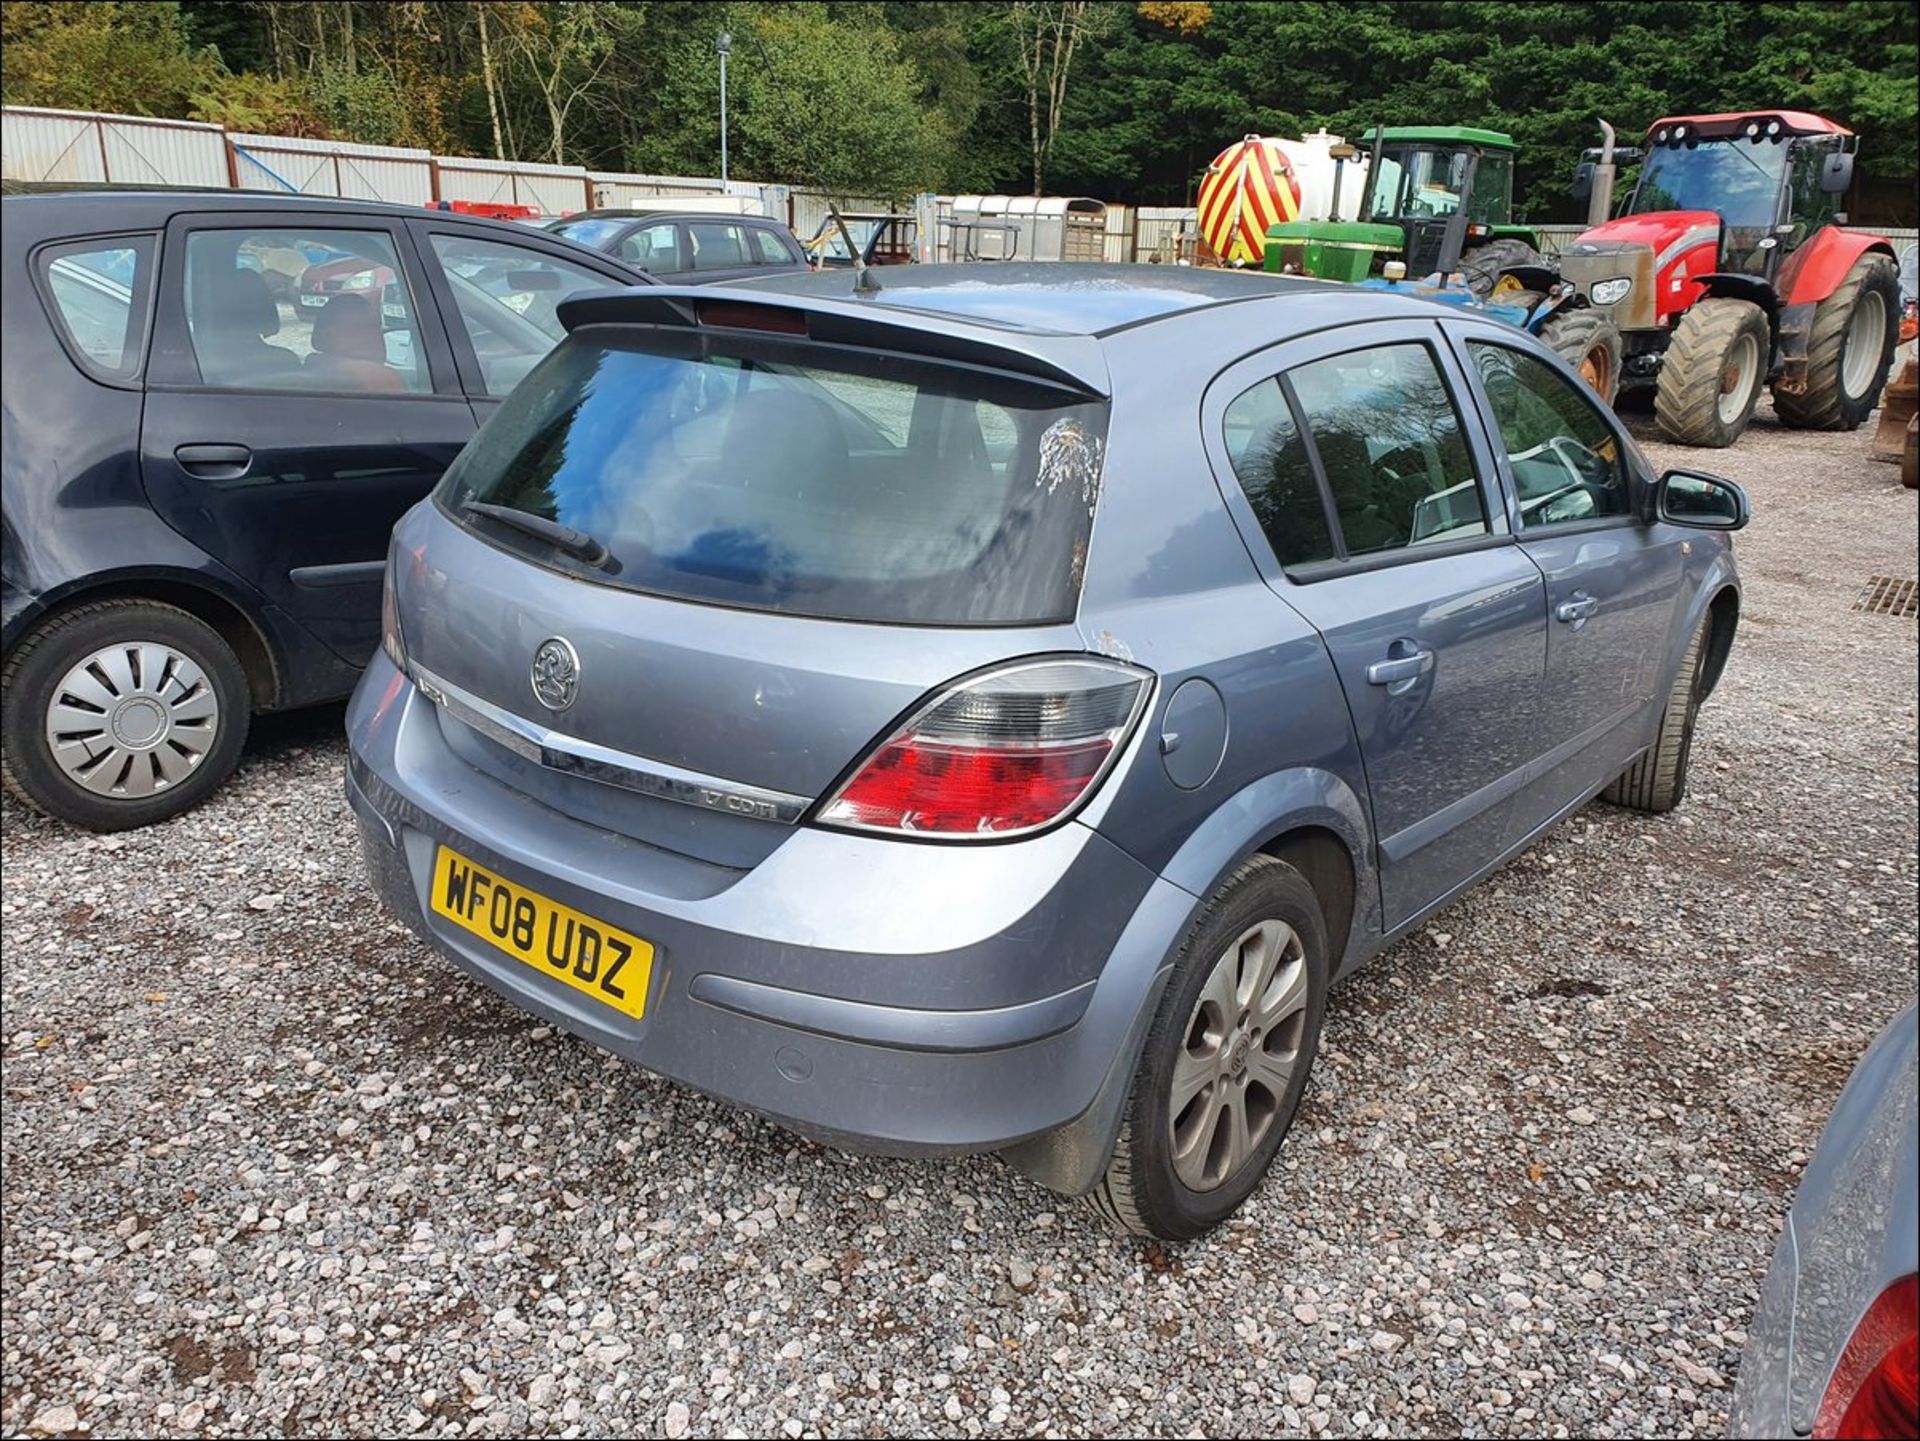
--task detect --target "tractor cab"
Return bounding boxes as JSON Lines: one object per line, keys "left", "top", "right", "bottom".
{"left": 1264, "top": 126, "right": 1541, "bottom": 289}
{"left": 1560, "top": 111, "right": 1894, "bottom": 448}
{"left": 1358, "top": 126, "right": 1529, "bottom": 277}
{"left": 1568, "top": 111, "right": 1855, "bottom": 322}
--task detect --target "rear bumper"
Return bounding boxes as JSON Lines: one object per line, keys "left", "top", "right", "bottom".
{"left": 345, "top": 656, "right": 1193, "bottom": 1158}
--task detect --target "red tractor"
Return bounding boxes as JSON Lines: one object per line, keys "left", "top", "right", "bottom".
{"left": 1560, "top": 110, "right": 1900, "bottom": 447}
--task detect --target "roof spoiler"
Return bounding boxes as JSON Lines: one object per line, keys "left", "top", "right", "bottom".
{"left": 555, "top": 286, "right": 1111, "bottom": 398}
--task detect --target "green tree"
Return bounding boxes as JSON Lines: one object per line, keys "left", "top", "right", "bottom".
{"left": 0, "top": 1, "right": 216, "bottom": 117}
{"left": 630, "top": 3, "right": 955, "bottom": 197}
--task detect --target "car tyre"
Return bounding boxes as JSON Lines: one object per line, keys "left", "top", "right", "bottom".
{"left": 1, "top": 599, "right": 250, "bottom": 831}
{"left": 1603, "top": 613, "right": 1709, "bottom": 814}
{"left": 1089, "top": 854, "right": 1329, "bottom": 1241}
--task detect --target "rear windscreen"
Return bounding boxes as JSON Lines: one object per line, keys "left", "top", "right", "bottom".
{"left": 436, "top": 329, "right": 1107, "bottom": 625}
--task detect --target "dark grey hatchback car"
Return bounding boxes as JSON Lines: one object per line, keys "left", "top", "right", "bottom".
{"left": 347, "top": 265, "right": 1749, "bottom": 1238}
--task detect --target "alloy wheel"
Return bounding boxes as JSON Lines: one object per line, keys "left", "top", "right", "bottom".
{"left": 1167, "top": 918, "right": 1312, "bottom": 1192}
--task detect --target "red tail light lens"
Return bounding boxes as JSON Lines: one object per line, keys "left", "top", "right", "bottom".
{"left": 817, "top": 658, "right": 1152, "bottom": 839}
{"left": 1817, "top": 1275, "right": 1919, "bottom": 1440}
{"left": 380, "top": 546, "right": 407, "bottom": 673}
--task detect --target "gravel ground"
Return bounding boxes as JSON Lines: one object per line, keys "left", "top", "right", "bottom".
{"left": 4, "top": 402, "right": 1916, "bottom": 1440}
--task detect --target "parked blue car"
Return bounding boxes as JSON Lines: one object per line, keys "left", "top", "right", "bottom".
{"left": 347, "top": 264, "right": 1749, "bottom": 1239}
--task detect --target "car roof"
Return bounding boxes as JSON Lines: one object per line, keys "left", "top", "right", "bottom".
{"left": 0, "top": 185, "right": 454, "bottom": 220}
{"left": 739, "top": 262, "right": 1342, "bottom": 337}
{"left": 560, "top": 209, "right": 787, "bottom": 226}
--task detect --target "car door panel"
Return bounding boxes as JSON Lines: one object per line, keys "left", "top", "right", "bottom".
{"left": 1447, "top": 326, "right": 1689, "bottom": 833}
{"left": 1201, "top": 320, "right": 1552, "bottom": 930}
{"left": 139, "top": 214, "right": 473, "bottom": 666}
{"left": 1282, "top": 552, "right": 1548, "bottom": 924}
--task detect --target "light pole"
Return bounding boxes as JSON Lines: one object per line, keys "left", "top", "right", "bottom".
{"left": 717, "top": 31, "right": 732, "bottom": 185}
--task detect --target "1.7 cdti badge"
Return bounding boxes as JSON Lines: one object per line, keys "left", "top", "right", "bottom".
{"left": 429, "top": 846, "right": 654, "bottom": 1019}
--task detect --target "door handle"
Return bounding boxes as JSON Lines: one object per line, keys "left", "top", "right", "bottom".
{"left": 1366, "top": 644, "right": 1434, "bottom": 694}
{"left": 1555, "top": 592, "right": 1599, "bottom": 626}
{"left": 174, "top": 443, "right": 253, "bottom": 480}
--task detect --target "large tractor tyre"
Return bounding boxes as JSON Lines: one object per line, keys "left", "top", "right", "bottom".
{"left": 1087, "top": 855, "right": 1330, "bottom": 1241}
{"left": 1537, "top": 308, "right": 1623, "bottom": 405}
{"left": 1655, "top": 297, "right": 1771, "bottom": 448}
{"left": 1771, "top": 253, "right": 1900, "bottom": 431}
{"left": 1, "top": 599, "right": 250, "bottom": 831}
{"left": 1458, "top": 237, "right": 1545, "bottom": 299}
{"left": 1603, "top": 613, "right": 1709, "bottom": 814}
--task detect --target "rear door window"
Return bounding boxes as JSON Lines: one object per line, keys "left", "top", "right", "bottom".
{"left": 1222, "top": 342, "right": 1487, "bottom": 572}
{"left": 438, "top": 332, "right": 1107, "bottom": 624}
{"left": 182, "top": 227, "right": 429, "bottom": 394}
{"left": 616, "top": 222, "right": 681, "bottom": 271}
{"left": 689, "top": 223, "right": 753, "bottom": 272}
{"left": 1288, "top": 343, "right": 1486, "bottom": 557}
{"left": 38, "top": 236, "right": 155, "bottom": 380}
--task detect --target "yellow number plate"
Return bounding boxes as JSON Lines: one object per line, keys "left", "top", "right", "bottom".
{"left": 430, "top": 846, "right": 654, "bottom": 1020}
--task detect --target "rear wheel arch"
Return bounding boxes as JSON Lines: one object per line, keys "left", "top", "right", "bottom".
{"left": 9, "top": 576, "right": 280, "bottom": 711}
{"left": 1261, "top": 824, "right": 1358, "bottom": 967}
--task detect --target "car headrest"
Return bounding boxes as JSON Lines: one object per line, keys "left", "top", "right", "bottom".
{"left": 310, "top": 293, "right": 385, "bottom": 362}
{"left": 720, "top": 388, "right": 848, "bottom": 481}
{"left": 205, "top": 268, "right": 281, "bottom": 339}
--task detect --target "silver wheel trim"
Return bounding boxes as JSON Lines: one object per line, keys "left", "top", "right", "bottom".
{"left": 1168, "top": 918, "right": 1311, "bottom": 1193}
{"left": 43, "top": 642, "right": 219, "bottom": 798}
{"left": 1841, "top": 290, "right": 1887, "bottom": 399}
{"left": 1717, "top": 332, "right": 1761, "bottom": 426}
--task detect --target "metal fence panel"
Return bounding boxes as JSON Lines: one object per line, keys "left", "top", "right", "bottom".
{"left": 3, "top": 106, "right": 225, "bottom": 186}
{"left": 102, "top": 116, "right": 228, "bottom": 187}
{"left": 229, "top": 133, "right": 432, "bottom": 204}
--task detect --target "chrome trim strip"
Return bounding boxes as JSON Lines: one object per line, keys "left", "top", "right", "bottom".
{"left": 409, "top": 662, "right": 811, "bottom": 824}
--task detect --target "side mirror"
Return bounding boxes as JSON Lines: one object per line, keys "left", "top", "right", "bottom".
{"left": 1820, "top": 151, "right": 1854, "bottom": 195}
{"left": 1571, "top": 162, "right": 1594, "bottom": 203}
{"left": 1657, "top": 469, "right": 1750, "bottom": 530}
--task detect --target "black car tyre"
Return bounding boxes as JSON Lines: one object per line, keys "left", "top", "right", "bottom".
{"left": 2, "top": 599, "right": 250, "bottom": 831}
{"left": 1603, "top": 613, "right": 1709, "bottom": 814}
{"left": 1771, "top": 253, "right": 1900, "bottom": 431}
{"left": 1089, "top": 855, "right": 1329, "bottom": 1241}
{"left": 1655, "top": 297, "right": 1770, "bottom": 448}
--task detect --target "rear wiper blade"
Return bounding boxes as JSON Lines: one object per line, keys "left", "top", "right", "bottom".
{"left": 462, "top": 501, "right": 614, "bottom": 569}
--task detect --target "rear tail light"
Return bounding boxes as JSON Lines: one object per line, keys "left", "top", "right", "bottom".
{"left": 1817, "top": 1275, "right": 1919, "bottom": 1440}
{"left": 380, "top": 546, "right": 408, "bottom": 673}
{"left": 816, "top": 657, "right": 1153, "bottom": 839}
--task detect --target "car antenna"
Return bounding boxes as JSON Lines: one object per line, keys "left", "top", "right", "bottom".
{"left": 747, "top": 30, "right": 881, "bottom": 296}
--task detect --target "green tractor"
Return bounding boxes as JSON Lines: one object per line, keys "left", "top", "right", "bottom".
{"left": 1264, "top": 126, "right": 1623, "bottom": 400}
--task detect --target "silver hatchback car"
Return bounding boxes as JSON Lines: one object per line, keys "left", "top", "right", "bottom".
{"left": 348, "top": 265, "right": 1749, "bottom": 1239}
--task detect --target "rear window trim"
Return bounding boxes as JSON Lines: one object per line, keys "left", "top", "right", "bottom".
{"left": 434, "top": 328, "right": 1108, "bottom": 630}
{"left": 30, "top": 230, "right": 160, "bottom": 388}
